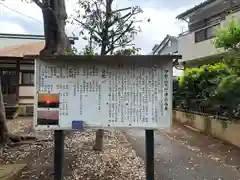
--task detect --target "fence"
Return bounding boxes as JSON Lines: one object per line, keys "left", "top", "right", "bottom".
{"left": 173, "top": 110, "right": 240, "bottom": 148}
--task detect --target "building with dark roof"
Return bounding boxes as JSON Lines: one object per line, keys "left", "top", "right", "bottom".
{"left": 175, "top": 0, "right": 240, "bottom": 68}
{"left": 150, "top": 35, "right": 181, "bottom": 78}
{"left": 151, "top": 35, "right": 178, "bottom": 55}
{"left": 0, "top": 33, "right": 78, "bottom": 118}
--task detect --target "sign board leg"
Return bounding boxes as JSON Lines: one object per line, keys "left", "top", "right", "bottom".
{"left": 54, "top": 130, "right": 65, "bottom": 180}
{"left": 145, "top": 129, "right": 154, "bottom": 180}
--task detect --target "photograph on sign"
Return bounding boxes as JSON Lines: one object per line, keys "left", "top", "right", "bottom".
{"left": 37, "top": 110, "right": 59, "bottom": 125}
{"left": 34, "top": 57, "right": 173, "bottom": 130}
{"left": 37, "top": 93, "right": 59, "bottom": 108}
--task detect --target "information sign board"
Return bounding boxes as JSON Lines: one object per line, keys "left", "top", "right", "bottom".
{"left": 34, "top": 56, "right": 173, "bottom": 130}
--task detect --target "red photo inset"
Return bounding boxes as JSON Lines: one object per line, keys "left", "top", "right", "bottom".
{"left": 37, "top": 110, "right": 59, "bottom": 125}
{"left": 38, "top": 93, "right": 59, "bottom": 108}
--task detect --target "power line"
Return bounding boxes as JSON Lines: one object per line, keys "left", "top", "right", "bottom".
{"left": 0, "top": 1, "right": 43, "bottom": 24}
{"left": 0, "top": 2, "right": 77, "bottom": 39}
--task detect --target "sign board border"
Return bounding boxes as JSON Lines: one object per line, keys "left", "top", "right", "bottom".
{"left": 30, "top": 55, "right": 181, "bottom": 131}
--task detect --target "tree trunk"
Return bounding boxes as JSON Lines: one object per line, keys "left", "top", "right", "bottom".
{"left": 93, "top": 0, "right": 113, "bottom": 152}
{"left": 55, "top": 0, "right": 71, "bottom": 54}
{"left": 0, "top": 84, "right": 8, "bottom": 145}
{"left": 40, "top": 0, "right": 70, "bottom": 55}
{"left": 39, "top": 1, "right": 69, "bottom": 177}
{"left": 100, "top": 0, "right": 112, "bottom": 55}
{"left": 0, "top": 0, "right": 70, "bottom": 147}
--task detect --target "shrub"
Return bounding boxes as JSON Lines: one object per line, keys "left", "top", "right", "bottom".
{"left": 213, "top": 75, "right": 240, "bottom": 118}
{"left": 214, "top": 18, "right": 240, "bottom": 75}
{"left": 173, "top": 62, "right": 240, "bottom": 119}
{"left": 173, "top": 17, "right": 240, "bottom": 119}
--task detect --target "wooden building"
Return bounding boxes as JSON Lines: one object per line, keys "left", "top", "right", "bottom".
{"left": 0, "top": 35, "right": 78, "bottom": 118}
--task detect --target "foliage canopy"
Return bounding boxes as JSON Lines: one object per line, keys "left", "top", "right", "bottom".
{"left": 174, "top": 62, "right": 240, "bottom": 120}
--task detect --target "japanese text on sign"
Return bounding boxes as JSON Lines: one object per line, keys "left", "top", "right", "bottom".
{"left": 34, "top": 58, "right": 173, "bottom": 130}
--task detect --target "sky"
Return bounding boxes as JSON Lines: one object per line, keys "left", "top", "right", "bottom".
{"left": 0, "top": 0, "right": 205, "bottom": 75}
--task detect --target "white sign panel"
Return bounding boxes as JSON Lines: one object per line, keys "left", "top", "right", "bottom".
{"left": 34, "top": 57, "right": 172, "bottom": 130}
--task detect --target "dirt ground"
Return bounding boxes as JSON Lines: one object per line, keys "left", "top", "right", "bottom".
{"left": 1, "top": 117, "right": 145, "bottom": 180}
{"left": 2, "top": 117, "right": 240, "bottom": 179}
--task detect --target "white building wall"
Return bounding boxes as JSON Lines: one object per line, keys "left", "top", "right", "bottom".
{"left": 178, "top": 11, "right": 240, "bottom": 62}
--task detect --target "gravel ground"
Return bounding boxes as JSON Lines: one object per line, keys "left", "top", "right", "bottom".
{"left": 0, "top": 128, "right": 145, "bottom": 180}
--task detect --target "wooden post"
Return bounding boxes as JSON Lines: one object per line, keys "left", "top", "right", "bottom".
{"left": 145, "top": 129, "right": 154, "bottom": 180}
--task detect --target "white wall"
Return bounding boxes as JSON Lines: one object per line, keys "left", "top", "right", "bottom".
{"left": 19, "top": 86, "right": 34, "bottom": 97}
{"left": 19, "top": 98, "right": 34, "bottom": 104}
{"left": 19, "top": 86, "right": 34, "bottom": 105}
{"left": 178, "top": 33, "right": 224, "bottom": 62}
{"left": 178, "top": 11, "right": 240, "bottom": 62}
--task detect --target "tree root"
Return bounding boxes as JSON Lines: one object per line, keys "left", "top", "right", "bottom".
{"left": 8, "top": 133, "right": 37, "bottom": 143}
{"left": 5, "top": 134, "right": 54, "bottom": 147}
{"left": 0, "top": 132, "right": 38, "bottom": 147}
{"left": 1, "top": 133, "right": 38, "bottom": 147}
{"left": 7, "top": 141, "right": 36, "bottom": 147}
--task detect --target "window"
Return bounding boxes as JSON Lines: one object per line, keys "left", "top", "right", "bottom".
{"left": 168, "top": 40, "right": 172, "bottom": 47}
{"left": 21, "top": 71, "right": 34, "bottom": 85}
{"left": 206, "top": 27, "right": 214, "bottom": 39}
{"left": 194, "top": 24, "right": 219, "bottom": 43}
{"left": 195, "top": 29, "right": 205, "bottom": 42}
{"left": 189, "top": 20, "right": 206, "bottom": 31}
{"left": 0, "top": 70, "right": 17, "bottom": 94}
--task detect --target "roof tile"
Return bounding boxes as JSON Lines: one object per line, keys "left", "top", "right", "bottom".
{"left": 0, "top": 41, "right": 44, "bottom": 57}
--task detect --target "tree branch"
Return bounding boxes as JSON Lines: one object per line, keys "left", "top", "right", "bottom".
{"left": 112, "top": 21, "right": 133, "bottom": 44}
{"left": 111, "top": 7, "right": 131, "bottom": 14}
{"left": 108, "top": 6, "right": 142, "bottom": 29}
{"left": 74, "top": 18, "right": 102, "bottom": 41}
{"left": 114, "top": 43, "right": 135, "bottom": 47}
{"left": 91, "top": 32, "right": 103, "bottom": 42}
{"left": 100, "top": 0, "right": 113, "bottom": 55}
{"left": 108, "top": 12, "right": 133, "bottom": 37}
{"left": 105, "top": 38, "right": 133, "bottom": 54}
{"left": 105, "top": 44, "right": 132, "bottom": 54}
{"left": 108, "top": 12, "right": 131, "bottom": 28}
{"left": 32, "top": 0, "right": 43, "bottom": 9}
{"left": 95, "top": 2, "right": 103, "bottom": 29}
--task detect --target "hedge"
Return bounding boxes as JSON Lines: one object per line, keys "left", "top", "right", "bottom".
{"left": 173, "top": 62, "right": 240, "bottom": 120}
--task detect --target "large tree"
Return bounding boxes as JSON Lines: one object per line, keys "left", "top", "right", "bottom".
{"left": 0, "top": 0, "right": 70, "bottom": 145}
{"left": 33, "top": 0, "right": 71, "bottom": 55}
{"left": 72, "top": 0, "right": 144, "bottom": 151}
{"left": 73, "top": 0, "right": 143, "bottom": 55}
{"left": 214, "top": 18, "right": 240, "bottom": 75}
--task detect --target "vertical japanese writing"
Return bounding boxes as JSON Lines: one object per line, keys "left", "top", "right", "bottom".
{"left": 98, "top": 83, "right": 101, "bottom": 111}
{"left": 79, "top": 83, "right": 83, "bottom": 115}
{"left": 36, "top": 59, "right": 171, "bottom": 128}
{"left": 108, "top": 70, "right": 112, "bottom": 122}
{"left": 163, "top": 69, "right": 169, "bottom": 113}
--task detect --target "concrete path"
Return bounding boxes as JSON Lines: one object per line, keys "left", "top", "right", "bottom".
{"left": 124, "top": 127, "right": 240, "bottom": 180}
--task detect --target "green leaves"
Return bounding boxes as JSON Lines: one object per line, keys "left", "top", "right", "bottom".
{"left": 81, "top": 45, "right": 96, "bottom": 55}
{"left": 73, "top": 0, "right": 143, "bottom": 55}
{"left": 213, "top": 75, "right": 240, "bottom": 118}
{"left": 175, "top": 17, "right": 240, "bottom": 119}
{"left": 113, "top": 47, "right": 141, "bottom": 55}
{"left": 214, "top": 18, "right": 240, "bottom": 50}
{"left": 216, "top": 75, "right": 240, "bottom": 95}
{"left": 214, "top": 18, "right": 240, "bottom": 75}
{"left": 174, "top": 62, "right": 240, "bottom": 119}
